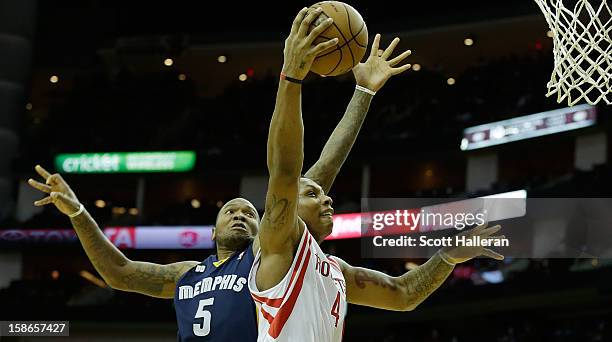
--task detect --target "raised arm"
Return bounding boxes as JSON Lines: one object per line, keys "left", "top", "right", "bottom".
{"left": 304, "top": 34, "right": 412, "bottom": 193}
{"left": 255, "top": 7, "right": 338, "bottom": 290}
{"left": 302, "top": 89, "right": 372, "bottom": 194}
{"left": 337, "top": 225, "right": 504, "bottom": 311}
{"left": 68, "top": 210, "right": 197, "bottom": 298}
{"left": 28, "top": 165, "right": 197, "bottom": 299}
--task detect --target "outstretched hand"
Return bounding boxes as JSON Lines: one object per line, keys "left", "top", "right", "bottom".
{"left": 28, "top": 165, "right": 82, "bottom": 217}
{"left": 353, "top": 34, "right": 412, "bottom": 92}
{"left": 441, "top": 224, "right": 505, "bottom": 264}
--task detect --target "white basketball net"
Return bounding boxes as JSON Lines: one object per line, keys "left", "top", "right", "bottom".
{"left": 534, "top": 0, "right": 611, "bottom": 105}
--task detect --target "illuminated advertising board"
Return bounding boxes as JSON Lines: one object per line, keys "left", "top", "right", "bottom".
{"left": 55, "top": 151, "right": 196, "bottom": 173}
{"left": 461, "top": 104, "right": 596, "bottom": 151}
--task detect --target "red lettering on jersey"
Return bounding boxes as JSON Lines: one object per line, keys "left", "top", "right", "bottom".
{"left": 320, "top": 261, "right": 330, "bottom": 277}
{"left": 315, "top": 254, "right": 334, "bottom": 278}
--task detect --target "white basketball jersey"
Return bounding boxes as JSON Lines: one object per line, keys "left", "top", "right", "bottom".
{"left": 248, "top": 227, "right": 347, "bottom": 342}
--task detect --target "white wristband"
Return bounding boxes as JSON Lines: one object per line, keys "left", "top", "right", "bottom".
{"left": 68, "top": 204, "right": 85, "bottom": 218}
{"left": 355, "top": 84, "right": 376, "bottom": 96}
{"left": 438, "top": 250, "right": 457, "bottom": 266}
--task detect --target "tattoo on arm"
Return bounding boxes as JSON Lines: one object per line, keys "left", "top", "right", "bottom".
{"left": 71, "top": 210, "right": 193, "bottom": 297}
{"left": 121, "top": 263, "right": 184, "bottom": 296}
{"left": 350, "top": 254, "right": 453, "bottom": 310}
{"left": 354, "top": 269, "right": 399, "bottom": 291}
{"left": 265, "top": 195, "right": 291, "bottom": 226}
{"left": 396, "top": 254, "right": 454, "bottom": 309}
{"left": 305, "top": 90, "right": 373, "bottom": 193}
{"left": 70, "top": 211, "right": 128, "bottom": 281}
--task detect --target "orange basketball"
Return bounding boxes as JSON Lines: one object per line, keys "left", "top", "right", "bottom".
{"left": 308, "top": 1, "right": 368, "bottom": 77}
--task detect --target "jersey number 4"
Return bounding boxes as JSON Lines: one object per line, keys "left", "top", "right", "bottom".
{"left": 330, "top": 291, "right": 340, "bottom": 327}
{"left": 193, "top": 298, "right": 214, "bottom": 336}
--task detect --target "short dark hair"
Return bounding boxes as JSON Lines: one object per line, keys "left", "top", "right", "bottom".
{"left": 215, "top": 199, "right": 260, "bottom": 225}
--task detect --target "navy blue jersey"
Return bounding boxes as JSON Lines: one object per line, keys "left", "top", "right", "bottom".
{"left": 174, "top": 245, "right": 257, "bottom": 341}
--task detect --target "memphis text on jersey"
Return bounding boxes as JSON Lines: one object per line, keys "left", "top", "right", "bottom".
{"left": 178, "top": 274, "right": 247, "bottom": 300}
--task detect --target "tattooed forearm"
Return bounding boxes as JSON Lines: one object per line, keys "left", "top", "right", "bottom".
{"left": 70, "top": 210, "right": 129, "bottom": 284}
{"left": 70, "top": 209, "right": 195, "bottom": 298}
{"left": 304, "top": 89, "right": 373, "bottom": 193}
{"left": 397, "top": 252, "right": 454, "bottom": 309}
{"left": 354, "top": 269, "right": 400, "bottom": 291}
{"left": 265, "top": 195, "right": 291, "bottom": 226}
{"left": 120, "top": 263, "right": 181, "bottom": 295}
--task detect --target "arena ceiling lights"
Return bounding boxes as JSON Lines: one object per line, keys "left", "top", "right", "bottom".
{"left": 460, "top": 104, "right": 597, "bottom": 151}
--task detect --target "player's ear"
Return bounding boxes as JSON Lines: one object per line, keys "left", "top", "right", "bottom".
{"left": 211, "top": 227, "right": 216, "bottom": 241}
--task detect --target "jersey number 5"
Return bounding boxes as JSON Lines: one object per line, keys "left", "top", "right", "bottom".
{"left": 193, "top": 297, "right": 214, "bottom": 336}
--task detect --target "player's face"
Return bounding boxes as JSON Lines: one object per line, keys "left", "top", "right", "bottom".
{"left": 213, "top": 198, "right": 259, "bottom": 251}
{"left": 298, "top": 177, "right": 334, "bottom": 242}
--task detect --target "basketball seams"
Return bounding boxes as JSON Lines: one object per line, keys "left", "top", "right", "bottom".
{"left": 311, "top": 1, "right": 368, "bottom": 76}
{"left": 326, "top": 47, "right": 344, "bottom": 76}
{"left": 341, "top": 2, "right": 356, "bottom": 68}
{"left": 314, "top": 23, "right": 366, "bottom": 59}
{"left": 312, "top": 19, "right": 343, "bottom": 75}
{"left": 329, "top": 21, "right": 350, "bottom": 50}
{"left": 353, "top": 22, "right": 367, "bottom": 48}
{"left": 313, "top": 7, "right": 348, "bottom": 75}
{"left": 343, "top": 2, "right": 367, "bottom": 49}
{"left": 325, "top": 7, "right": 351, "bottom": 75}
{"left": 345, "top": 3, "right": 354, "bottom": 36}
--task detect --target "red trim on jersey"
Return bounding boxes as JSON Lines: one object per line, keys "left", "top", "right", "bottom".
{"left": 260, "top": 307, "right": 274, "bottom": 325}
{"left": 328, "top": 256, "right": 339, "bottom": 267}
{"left": 251, "top": 230, "right": 310, "bottom": 308}
{"left": 327, "top": 257, "right": 342, "bottom": 274}
{"left": 268, "top": 236, "right": 312, "bottom": 338}
{"left": 251, "top": 290, "right": 276, "bottom": 305}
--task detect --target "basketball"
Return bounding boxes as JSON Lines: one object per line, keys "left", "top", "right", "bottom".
{"left": 308, "top": 1, "right": 368, "bottom": 77}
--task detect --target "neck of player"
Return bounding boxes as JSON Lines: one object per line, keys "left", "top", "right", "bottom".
{"left": 216, "top": 246, "right": 235, "bottom": 261}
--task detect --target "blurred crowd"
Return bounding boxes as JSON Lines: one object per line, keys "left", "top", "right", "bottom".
{"left": 14, "top": 49, "right": 612, "bottom": 229}
{"left": 23, "top": 51, "right": 557, "bottom": 164}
